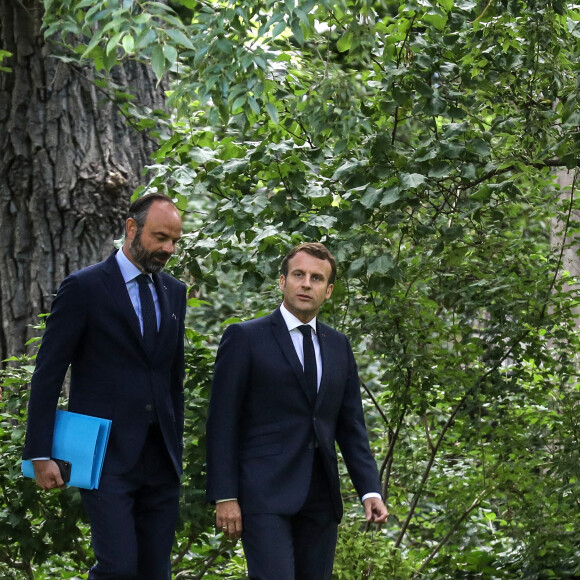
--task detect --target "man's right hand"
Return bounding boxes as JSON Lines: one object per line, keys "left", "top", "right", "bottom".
{"left": 32, "top": 459, "right": 65, "bottom": 490}
{"left": 216, "top": 499, "right": 242, "bottom": 540}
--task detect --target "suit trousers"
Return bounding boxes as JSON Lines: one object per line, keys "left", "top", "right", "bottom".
{"left": 242, "top": 450, "right": 338, "bottom": 580}
{"left": 80, "top": 424, "right": 180, "bottom": 580}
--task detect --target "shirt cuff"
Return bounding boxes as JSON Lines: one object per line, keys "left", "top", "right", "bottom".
{"left": 361, "top": 492, "right": 382, "bottom": 502}
{"left": 216, "top": 498, "right": 237, "bottom": 503}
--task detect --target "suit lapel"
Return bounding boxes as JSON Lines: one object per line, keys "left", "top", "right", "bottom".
{"left": 152, "top": 273, "right": 171, "bottom": 360}
{"left": 271, "top": 308, "right": 316, "bottom": 407}
{"left": 102, "top": 252, "right": 144, "bottom": 348}
{"left": 314, "top": 321, "right": 331, "bottom": 410}
{"left": 102, "top": 251, "right": 161, "bottom": 360}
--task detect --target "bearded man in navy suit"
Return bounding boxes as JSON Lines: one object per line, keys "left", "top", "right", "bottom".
{"left": 23, "top": 193, "right": 187, "bottom": 579}
{"left": 206, "top": 242, "right": 388, "bottom": 579}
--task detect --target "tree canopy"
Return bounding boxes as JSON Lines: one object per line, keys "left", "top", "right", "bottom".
{"left": 1, "top": 0, "right": 580, "bottom": 577}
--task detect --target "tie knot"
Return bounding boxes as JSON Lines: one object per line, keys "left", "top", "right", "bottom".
{"left": 298, "top": 325, "right": 312, "bottom": 338}
{"left": 135, "top": 273, "right": 152, "bottom": 286}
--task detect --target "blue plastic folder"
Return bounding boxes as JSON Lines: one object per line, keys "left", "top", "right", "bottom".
{"left": 22, "top": 410, "right": 112, "bottom": 489}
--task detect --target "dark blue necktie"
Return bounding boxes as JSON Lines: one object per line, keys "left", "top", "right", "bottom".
{"left": 136, "top": 274, "right": 157, "bottom": 356}
{"left": 298, "top": 325, "right": 317, "bottom": 400}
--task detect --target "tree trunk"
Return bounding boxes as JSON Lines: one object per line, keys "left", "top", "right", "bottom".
{"left": 553, "top": 169, "right": 580, "bottom": 328}
{"left": 0, "top": 0, "right": 164, "bottom": 362}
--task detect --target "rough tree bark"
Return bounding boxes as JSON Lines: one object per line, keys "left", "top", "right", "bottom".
{"left": 0, "top": 0, "right": 165, "bottom": 362}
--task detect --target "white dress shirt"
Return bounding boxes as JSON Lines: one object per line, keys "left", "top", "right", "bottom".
{"left": 217, "top": 305, "right": 381, "bottom": 503}
{"left": 279, "top": 303, "right": 322, "bottom": 390}
{"left": 279, "top": 303, "right": 381, "bottom": 503}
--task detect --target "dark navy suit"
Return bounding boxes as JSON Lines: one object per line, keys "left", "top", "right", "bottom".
{"left": 206, "top": 307, "right": 380, "bottom": 578}
{"left": 24, "top": 251, "right": 187, "bottom": 579}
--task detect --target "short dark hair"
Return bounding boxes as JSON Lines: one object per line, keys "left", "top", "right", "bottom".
{"left": 281, "top": 242, "right": 337, "bottom": 285}
{"left": 127, "top": 193, "right": 178, "bottom": 231}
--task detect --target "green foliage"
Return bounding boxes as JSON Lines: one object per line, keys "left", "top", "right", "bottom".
{"left": 333, "top": 524, "right": 415, "bottom": 579}
{"left": 172, "top": 318, "right": 231, "bottom": 576}
{"left": 0, "top": 350, "right": 90, "bottom": 580}
{"left": 0, "top": 315, "right": 231, "bottom": 579}
{"left": 0, "top": 49, "right": 12, "bottom": 73}
{"left": 3, "top": 0, "right": 579, "bottom": 576}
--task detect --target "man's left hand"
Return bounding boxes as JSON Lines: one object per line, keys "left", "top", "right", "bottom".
{"left": 363, "top": 497, "right": 389, "bottom": 524}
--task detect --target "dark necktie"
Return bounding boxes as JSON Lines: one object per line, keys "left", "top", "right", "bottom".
{"left": 298, "top": 325, "right": 317, "bottom": 400}
{"left": 136, "top": 274, "right": 157, "bottom": 356}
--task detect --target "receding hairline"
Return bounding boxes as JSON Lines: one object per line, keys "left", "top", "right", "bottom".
{"left": 126, "top": 194, "right": 180, "bottom": 233}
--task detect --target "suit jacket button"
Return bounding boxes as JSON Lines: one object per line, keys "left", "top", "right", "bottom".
{"left": 308, "top": 441, "right": 314, "bottom": 450}
{"left": 145, "top": 404, "right": 153, "bottom": 411}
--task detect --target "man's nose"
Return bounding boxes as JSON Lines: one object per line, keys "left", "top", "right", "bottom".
{"left": 162, "top": 240, "right": 176, "bottom": 254}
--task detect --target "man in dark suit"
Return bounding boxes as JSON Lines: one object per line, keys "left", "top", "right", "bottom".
{"left": 23, "top": 193, "right": 187, "bottom": 579}
{"left": 206, "top": 242, "right": 388, "bottom": 579}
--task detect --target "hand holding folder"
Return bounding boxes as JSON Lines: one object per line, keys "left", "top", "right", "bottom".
{"left": 22, "top": 410, "right": 112, "bottom": 490}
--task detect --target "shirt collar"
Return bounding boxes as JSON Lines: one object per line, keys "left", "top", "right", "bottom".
{"left": 115, "top": 247, "right": 147, "bottom": 284}
{"left": 280, "top": 303, "right": 317, "bottom": 334}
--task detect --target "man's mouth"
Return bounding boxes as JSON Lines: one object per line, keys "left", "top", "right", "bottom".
{"left": 154, "top": 252, "right": 172, "bottom": 263}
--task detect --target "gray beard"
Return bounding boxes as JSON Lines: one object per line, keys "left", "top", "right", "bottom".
{"left": 129, "top": 232, "right": 171, "bottom": 274}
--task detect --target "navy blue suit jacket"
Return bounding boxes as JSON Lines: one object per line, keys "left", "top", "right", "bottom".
{"left": 23, "top": 251, "right": 187, "bottom": 477}
{"left": 205, "top": 307, "right": 381, "bottom": 521}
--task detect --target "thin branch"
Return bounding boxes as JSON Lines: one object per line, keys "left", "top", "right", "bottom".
{"left": 393, "top": 334, "right": 524, "bottom": 548}
{"left": 474, "top": 0, "right": 494, "bottom": 23}
{"left": 359, "top": 377, "right": 389, "bottom": 426}
{"left": 422, "top": 414, "right": 435, "bottom": 453}
{"left": 543, "top": 171, "right": 577, "bottom": 319}
{"left": 415, "top": 488, "right": 488, "bottom": 575}
{"left": 381, "top": 404, "right": 407, "bottom": 496}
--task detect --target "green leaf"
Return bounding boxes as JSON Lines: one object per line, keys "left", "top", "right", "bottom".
{"left": 308, "top": 215, "right": 337, "bottom": 229}
{"left": 189, "top": 147, "right": 216, "bottom": 164}
{"left": 122, "top": 33, "right": 135, "bottom": 54}
{"left": 291, "top": 17, "right": 304, "bottom": 45}
{"left": 163, "top": 43, "right": 179, "bottom": 68}
{"left": 151, "top": 44, "right": 166, "bottom": 81}
{"left": 266, "top": 103, "right": 279, "bottom": 124}
{"left": 80, "top": 32, "right": 104, "bottom": 59}
{"left": 381, "top": 187, "right": 401, "bottom": 206}
{"left": 248, "top": 96, "right": 260, "bottom": 115}
{"left": 103, "top": 47, "right": 117, "bottom": 71}
{"left": 361, "top": 187, "right": 382, "bottom": 209}
{"left": 135, "top": 28, "right": 157, "bottom": 50}
{"left": 368, "top": 254, "right": 395, "bottom": 275}
{"left": 165, "top": 27, "right": 195, "bottom": 50}
{"left": 271, "top": 20, "right": 287, "bottom": 39}
{"left": 348, "top": 257, "right": 367, "bottom": 276}
{"left": 400, "top": 173, "right": 427, "bottom": 189}
{"left": 106, "top": 32, "right": 123, "bottom": 56}
{"left": 333, "top": 160, "right": 362, "bottom": 180}
{"left": 337, "top": 31, "right": 354, "bottom": 53}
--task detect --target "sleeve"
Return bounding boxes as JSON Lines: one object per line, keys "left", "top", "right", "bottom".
{"left": 205, "top": 324, "right": 251, "bottom": 503}
{"left": 171, "top": 282, "right": 187, "bottom": 447}
{"left": 334, "top": 335, "right": 382, "bottom": 500}
{"left": 22, "top": 274, "right": 88, "bottom": 459}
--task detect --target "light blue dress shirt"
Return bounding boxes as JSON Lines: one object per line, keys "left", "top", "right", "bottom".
{"left": 115, "top": 248, "right": 161, "bottom": 332}
{"left": 32, "top": 249, "right": 161, "bottom": 463}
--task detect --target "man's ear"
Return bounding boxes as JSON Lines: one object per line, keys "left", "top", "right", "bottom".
{"left": 278, "top": 275, "right": 286, "bottom": 292}
{"left": 325, "top": 283, "right": 334, "bottom": 299}
{"left": 125, "top": 217, "right": 138, "bottom": 241}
